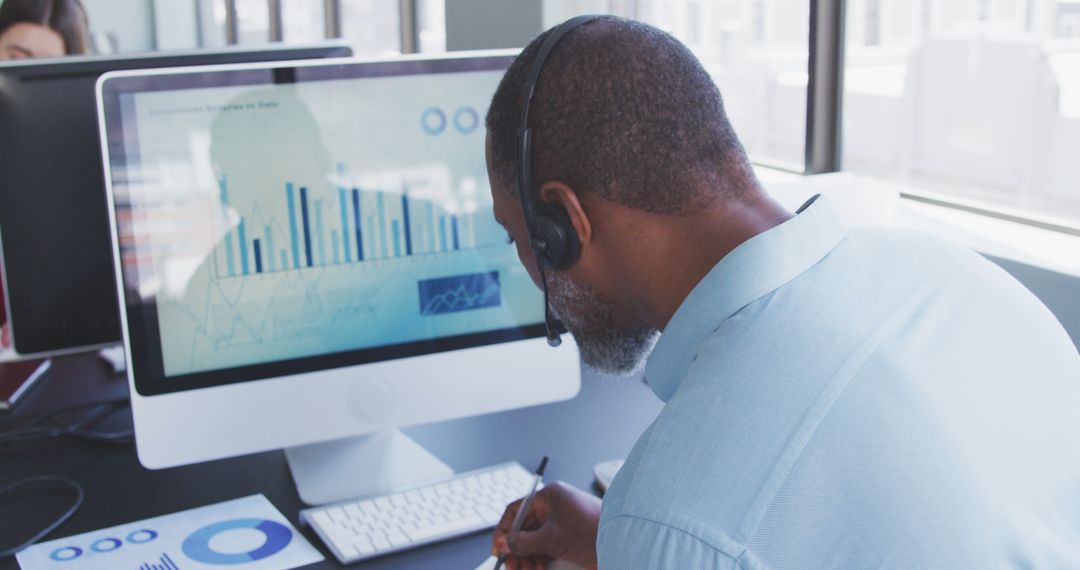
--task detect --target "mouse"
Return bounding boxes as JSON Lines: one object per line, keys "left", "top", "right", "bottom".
{"left": 592, "top": 459, "right": 624, "bottom": 494}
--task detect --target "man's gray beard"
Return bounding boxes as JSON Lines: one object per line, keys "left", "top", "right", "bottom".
{"left": 546, "top": 272, "right": 660, "bottom": 377}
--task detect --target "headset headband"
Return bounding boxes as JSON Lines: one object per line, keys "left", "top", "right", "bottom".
{"left": 514, "top": 14, "right": 602, "bottom": 347}
{"left": 516, "top": 14, "right": 601, "bottom": 244}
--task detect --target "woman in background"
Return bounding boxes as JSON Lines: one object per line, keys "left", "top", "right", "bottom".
{"left": 0, "top": 0, "right": 90, "bottom": 348}
{"left": 0, "top": 0, "right": 88, "bottom": 60}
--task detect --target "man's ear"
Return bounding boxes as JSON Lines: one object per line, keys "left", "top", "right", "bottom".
{"left": 538, "top": 181, "right": 592, "bottom": 248}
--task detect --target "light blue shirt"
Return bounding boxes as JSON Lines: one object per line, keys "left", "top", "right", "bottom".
{"left": 597, "top": 195, "right": 1080, "bottom": 569}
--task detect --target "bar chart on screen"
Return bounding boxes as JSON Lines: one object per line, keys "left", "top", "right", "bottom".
{"left": 213, "top": 165, "right": 505, "bottom": 280}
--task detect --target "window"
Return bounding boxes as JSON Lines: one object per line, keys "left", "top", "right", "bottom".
{"left": 543, "top": 0, "right": 812, "bottom": 170}
{"left": 864, "top": 0, "right": 881, "bottom": 46}
{"left": 203, "top": 1, "right": 445, "bottom": 55}
{"left": 843, "top": 0, "right": 1080, "bottom": 222}
{"left": 752, "top": 0, "right": 767, "bottom": 42}
{"left": 340, "top": 0, "right": 401, "bottom": 56}
{"left": 417, "top": 0, "right": 447, "bottom": 53}
{"left": 281, "top": 0, "right": 325, "bottom": 44}
{"left": 1060, "top": 3, "right": 1080, "bottom": 37}
{"left": 234, "top": 0, "right": 270, "bottom": 44}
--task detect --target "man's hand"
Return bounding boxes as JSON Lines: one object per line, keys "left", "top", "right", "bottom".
{"left": 491, "top": 481, "right": 601, "bottom": 570}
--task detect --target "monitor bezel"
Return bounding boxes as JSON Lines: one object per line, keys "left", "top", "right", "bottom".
{"left": 97, "top": 52, "right": 547, "bottom": 398}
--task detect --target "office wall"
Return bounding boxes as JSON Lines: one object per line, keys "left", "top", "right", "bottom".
{"left": 989, "top": 256, "right": 1080, "bottom": 351}
{"left": 445, "top": 0, "right": 542, "bottom": 50}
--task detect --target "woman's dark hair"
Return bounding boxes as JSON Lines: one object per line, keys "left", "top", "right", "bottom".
{"left": 0, "top": 0, "right": 90, "bottom": 55}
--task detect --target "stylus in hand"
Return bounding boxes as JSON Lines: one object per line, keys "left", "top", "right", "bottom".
{"left": 494, "top": 456, "right": 548, "bottom": 570}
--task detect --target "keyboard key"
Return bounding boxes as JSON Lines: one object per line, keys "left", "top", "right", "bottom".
{"left": 321, "top": 526, "right": 342, "bottom": 540}
{"left": 311, "top": 510, "right": 333, "bottom": 528}
{"left": 387, "top": 532, "right": 409, "bottom": 548}
{"left": 405, "top": 513, "right": 484, "bottom": 543}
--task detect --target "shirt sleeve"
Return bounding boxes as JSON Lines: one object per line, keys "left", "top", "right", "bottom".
{"left": 597, "top": 515, "right": 763, "bottom": 570}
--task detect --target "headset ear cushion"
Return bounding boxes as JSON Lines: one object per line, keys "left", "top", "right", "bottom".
{"left": 533, "top": 203, "right": 581, "bottom": 270}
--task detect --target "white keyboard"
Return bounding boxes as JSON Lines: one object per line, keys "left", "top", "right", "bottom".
{"left": 299, "top": 462, "right": 537, "bottom": 564}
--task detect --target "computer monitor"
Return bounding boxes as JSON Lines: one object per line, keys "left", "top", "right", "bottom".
{"left": 0, "top": 44, "right": 352, "bottom": 359}
{"left": 96, "top": 53, "right": 581, "bottom": 505}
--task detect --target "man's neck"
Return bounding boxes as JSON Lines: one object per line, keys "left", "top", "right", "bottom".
{"left": 629, "top": 192, "right": 793, "bottom": 331}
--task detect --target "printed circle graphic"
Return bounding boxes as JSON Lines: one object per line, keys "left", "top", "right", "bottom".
{"left": 182, "top": 518, "right": 292, "bottom": 565}
{"left": 127, "top": 529, "right": 158, "bottom": 544}
{"left": 420, "top": 107, "right": 447, "bottom": 135}
{"left": 90, "top": 537, "right": 122, "bottom": 552}
{"left": 49, "top": 546, "right": 82, "bottom": 561}
{"left": 453, "top": 107, "right": 479, "bottom": 134}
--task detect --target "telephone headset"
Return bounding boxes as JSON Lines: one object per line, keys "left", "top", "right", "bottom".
{"left": 517, "top": 14, "right": 601, "bottom": 347}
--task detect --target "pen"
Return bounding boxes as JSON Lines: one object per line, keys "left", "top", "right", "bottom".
{"left": 495, "top": 456, "right": 548, "bottom": 570}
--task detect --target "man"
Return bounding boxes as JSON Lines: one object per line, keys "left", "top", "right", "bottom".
{"left": 485, "top": 16, "right": 1080, "bottom": 570}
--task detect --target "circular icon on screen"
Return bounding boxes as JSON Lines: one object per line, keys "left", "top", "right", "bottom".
{"left": 182, "top": 518, "right": 292, "bottom": 565}
{"left": 453, "top": 106, "right": 479, "bottom": 134}
{"left": 420, "top": 107, "right": 447, "bottom": 135}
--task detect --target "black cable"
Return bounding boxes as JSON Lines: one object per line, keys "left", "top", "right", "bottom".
{"left": 0, "top": 398, "right": 133, "bottom": 446}
{"left": 0, "top": 475, "right": 84, "bottom": 558}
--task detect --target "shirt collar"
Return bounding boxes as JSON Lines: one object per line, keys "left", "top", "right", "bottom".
{"left": 643, "top": 194, "right": 848, "bottom": 402}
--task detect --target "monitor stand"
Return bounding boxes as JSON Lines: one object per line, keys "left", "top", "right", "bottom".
{"left": 285, "top": 430, "right": 454, "bottom": 506}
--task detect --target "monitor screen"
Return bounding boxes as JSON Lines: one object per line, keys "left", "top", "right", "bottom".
{"left": 99, "top": 55, "right": 545, "bottom": 396}
{"left": 0, "top": 45, "right": 351, "bottom": 357}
